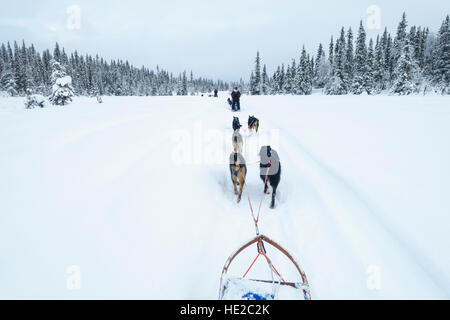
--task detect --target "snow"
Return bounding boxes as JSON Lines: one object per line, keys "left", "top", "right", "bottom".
{"left": 25, "top": 94, "right": 46, "bottom": 109}
{"left": 0, "top": 93, "right": 449, "bottom": 299}
{"left": 32, "top": 94, "right": 46, "bottom": 104}
{"left": 55, "top": 76, "right": 72, "bottom": 87}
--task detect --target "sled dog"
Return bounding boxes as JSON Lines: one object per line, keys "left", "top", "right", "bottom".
{"left": 229, "top": 152, "right": 247, "bottom": 203}
{"left": 232, "top": 131, "right": 243, "bottom": 153}
{"left": 232, "top": 116, "right": 242, "bottom": 131}
{"left": 232, "top": 117, "right": 243, "bottom": 152}
{"left": 259, "top": 146, "right": 281, "bottom": 209}
{"left": 248, "top": 115, "right": 259, "bottom": 134}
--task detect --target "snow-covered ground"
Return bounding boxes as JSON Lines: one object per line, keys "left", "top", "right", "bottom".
{"left": 0, "top": 93, "right": 449, "bottom": 299}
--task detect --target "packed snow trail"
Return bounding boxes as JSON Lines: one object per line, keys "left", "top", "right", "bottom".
{"left": 252, "top": 117, "right": 446, "bottom": 298}
{"left": 239, "top": 95, "right": 450, "bottom": 299}
{"left": 0, "top": 94, "right": 449, "bottom": 299}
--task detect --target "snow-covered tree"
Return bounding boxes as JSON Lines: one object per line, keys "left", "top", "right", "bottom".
{"left": 393, "top": 13, "right": 408, "bottom": 67}
{"left": 250, "top": 51, "right": 261, "bottom": 95}
{"left": 352, "top": 21, "right": 368, "bottom": 94}
{"left": 296, "top": 47, "right": 312, "bottom": 95}
{"left": 326, "top": 29, "right": 347, "bottom": 94}
{"left": 261, "top": 64, "right": 269, "bottom": 95}
{"left": 177, "top": 71, "right": 188, "bottom": 96}
{"left": 249, "top": 71, "right": 255, "bottom": 94}
{"left": 383, "top": 30, "right": 394, "bottom": 85}
{"left": 344, "top": 27, "right": 354, "bottom": 88}
{"left": 49, "top": 59, "right": 74, "bottom": 105}
{"left": 1, "top": 68, "right": 17, "bottom": 96}
{"left": 313, "top": 43, "right": 329, "bottom": 89}
{"left": 0, "top": 44, "right": 17, "bottom": 96}
{"left": 373, "top": 36, "right": 385, "bottom": 93}
{"left": 433, "top": 15, "right": 450, "bottom": 93}
{"left": 391, "top": 38, "right": 420, "bottom": 95}
{"left": 328, "top": 36, "right": 334, "bottom": 75}
{"left": 365, "top": 38, "right": 375, "bottom": 94}
{"left": 13, "top": 41, "right": 27, "bottom": 94}
{"left": 24, "top": 88, "right": 45, "bottom": 108}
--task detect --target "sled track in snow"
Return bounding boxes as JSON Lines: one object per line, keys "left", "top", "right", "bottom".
{"left": 271, "top": 121, "right": 448, "bottom": 296}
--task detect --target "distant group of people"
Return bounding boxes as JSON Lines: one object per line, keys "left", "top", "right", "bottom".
{"left": 211, "top": 87, "right": 242, "bottom": 112}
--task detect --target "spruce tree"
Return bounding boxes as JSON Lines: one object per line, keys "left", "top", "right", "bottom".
{"left": 249, "top": 71, "right": 255, "bottom": 95}
{"left": 53, "top": 42, "right": 61, "bottom": 63}
{"left": 385, "top": 33, "right": 394, "bottom": 84}
{"left": 373, "top": 35, "right": 385, "bottom": 92}
{"left": 344, "top": 27, "right": 354, "bottom": 89}
{"left": 314, "top": 43, "right": 329, "bottom": 89}
{"left": 182, "top": 71, "right": 188, "bottom": 95}
{"left": 250, "top": 51, "right": 261, "bottom": 95}
{"left": 0, "top": 60, "right": 16, "bottom": 96}
{"left": 391, "top": 38, "right": 420, "bottom": 95}
{"left": 352, "top": 21, "right": 368, "bottom": 94}
{"left": 13, "top": 41, "right": 27, "bottom": 94}
{"left": 365, "top": 38, "right": 374, "bottom": 94}
{"left": 328, "top": 36, "right": 334, "bottom": 76}
{"left": 297, "top": 47, "right": 312, "bottom": 95}
{"left": 278, "top": 65, "right": 285, "bottom": 94}
{"left": 326, "top": 29, "right": 346, "bottom": 94}
{"left": 261, "top": 64, "right": 269, "bottom": 95}
{"left": 393, "top": 13, "right": 408, "bottom": 66}
{"left": 434, "top": 15, "right": 450, "bottom": 93}
{"left": 284, "top": 64, "right": 292, "bottom": 93}
{"left": 49, "top": 59, "right": 74, "bottom": 105}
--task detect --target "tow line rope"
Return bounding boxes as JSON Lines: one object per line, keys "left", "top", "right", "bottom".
{"left": 242, "top": 161, "right": 286, "bottom": 285}
{"left": 244, "top": 164, "right": 270, "bottom": 235}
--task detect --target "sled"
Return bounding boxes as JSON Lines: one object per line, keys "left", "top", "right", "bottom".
{"left": 219, "top": 234, "right": 311, "bottom": 300}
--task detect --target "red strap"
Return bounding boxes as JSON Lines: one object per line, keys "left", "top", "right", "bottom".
{"left": 242, "top": 242, "right": 286, "bottom": 283}
{"left": 243, "top": 252, "right": 261, "bottom": 278}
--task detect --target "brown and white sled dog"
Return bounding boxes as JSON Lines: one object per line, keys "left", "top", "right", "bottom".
{"left": 248, "top": 115, "right": 259, "bottom": 134}
{"left": 229, "top": 152, "right": 247, "bottom": 203}
{"left": 232, "top": 130, "right": 243, "bottom": 153}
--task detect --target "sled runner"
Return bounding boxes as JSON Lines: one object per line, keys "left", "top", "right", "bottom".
{"left": 219, "top": 234, "right": 311, "bottom": 300}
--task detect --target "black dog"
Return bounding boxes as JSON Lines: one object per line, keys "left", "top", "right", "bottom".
{"left": 232, "top": 117, "right": 242, "bottom": 131}
{"left": 259, "top": 146, "right": 281, "bottom": 209}
{"left": 227, "top": 98, "right": 233, "bottom": 108}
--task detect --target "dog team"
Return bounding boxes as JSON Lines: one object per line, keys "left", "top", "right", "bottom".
{"left": 229, "top": 115, "right": 281, "bottom": 209}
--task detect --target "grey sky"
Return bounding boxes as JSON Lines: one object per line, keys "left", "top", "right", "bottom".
{"left": 1, "top": 0, "right": 449, "bottom": 81}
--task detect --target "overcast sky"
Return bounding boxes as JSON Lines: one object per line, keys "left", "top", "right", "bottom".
{"left": 1, "top": 0, "right": 449, "bottom": 81}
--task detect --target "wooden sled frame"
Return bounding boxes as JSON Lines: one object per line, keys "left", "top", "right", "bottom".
{"left": 219, "top": 234, "right": 311, "bottom": 300}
